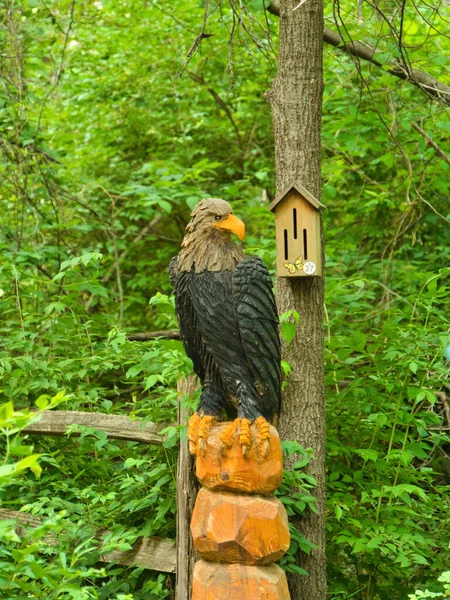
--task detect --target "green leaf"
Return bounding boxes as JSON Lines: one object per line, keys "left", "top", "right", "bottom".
{"left": 126, "top": 365, "right": 142, "bottom": 379}
{"left": 281, "top": 321, "right": 296, "bottom": 345}
{"left": 158, "top": 200, "right": 172, "bottom": 213}
{"left": 353, "top": 448, "right": 379, "bottom": 462}
{"left": 0, "top": 401, "right": 14, "bottom": 424}
{"left": 281, "top": 360, "right": 292, "bottom": 376}
{"left": 35, "top": 395, "right": 49, "bottom": 410}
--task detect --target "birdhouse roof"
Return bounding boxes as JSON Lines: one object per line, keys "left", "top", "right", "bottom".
{"left": 268, "top": 181, "right": 326, "bottom": 212}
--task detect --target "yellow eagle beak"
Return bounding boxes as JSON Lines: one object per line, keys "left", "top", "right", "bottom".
{"left": 214, "top": 213, "right": 245, "bottom": 241}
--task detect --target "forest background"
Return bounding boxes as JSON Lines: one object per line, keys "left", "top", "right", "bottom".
{"left": 0, "top": 0, "right": 449, "bottom": 599}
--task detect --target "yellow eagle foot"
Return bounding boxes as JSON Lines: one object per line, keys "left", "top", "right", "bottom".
{"left": 219, "top": 417, "right": 271, "bottom": 458}
{"left": 188, "top": 413, "right": 217, "bottom": 456}
{"left": 239, "top": 418, "right": 252, "bottom": 456}
{"left": 255, "top": 416, "right": 271, "bottom": 458}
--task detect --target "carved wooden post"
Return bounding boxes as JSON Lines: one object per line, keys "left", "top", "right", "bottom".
{"left": 176, "top": 376, "right": 199, "bottom": 600}
{"left": 190, "top": 422, "right": 291, "bottom": 600}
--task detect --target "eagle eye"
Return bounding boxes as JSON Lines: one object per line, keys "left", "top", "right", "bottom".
{"left": 214, "top": 215, "right": 222, "bottom": 221}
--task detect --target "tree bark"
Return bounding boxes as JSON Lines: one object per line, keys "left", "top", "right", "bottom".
{"left": 267, "top": 1, "right": 327, "bottom": 599}
{"left": 175, "top": 376, "right": 198, "bottom": 600}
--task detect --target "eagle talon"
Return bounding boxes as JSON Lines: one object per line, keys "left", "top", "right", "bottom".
{"left": 188, "top": 413, "right": 217, "bottom": 456}
{"left": 219, "top": 419, "right": 240, "bottom": 453}
{"left": 189, "top": 414, "right": 272, "bottom": 458}
{"left": 197, "top": 438, "right": 207, "bottom": 455}
{"left": 259, "top": 439, "right": 270, "bottom": 458}
{"left": 218, "top": 417, "right": 271, "bottom": 458}
{"left": 239, "top": 418, "right": 252, "bottom": 457}
{"left": 255, "top": 416, "right": 271, "bottom": 458}
{"left": 196, "top": 415, "right": 216, "bottom": 456}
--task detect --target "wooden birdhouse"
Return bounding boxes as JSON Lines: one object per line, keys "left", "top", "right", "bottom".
{"left": 268, "top": 181, "right": 325, "bottom": 278}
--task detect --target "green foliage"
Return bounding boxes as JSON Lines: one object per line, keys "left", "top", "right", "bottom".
{"left": 325, "top": 271, "right": 450, "bottom": 599}
{"left": 0, "top": 393, "right": 67, "bottom": 483}
{"left": 277, "top": 441, "right": 318, "bottom": 576}
{"left": 1, "top": 0, "right": 449, "bottom": 598}
{"left": 408, "top": 572, "right": 450, "bottom": 599}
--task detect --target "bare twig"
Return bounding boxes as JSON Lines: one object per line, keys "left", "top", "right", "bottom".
{"left": 85, "top": 214, "right": 164, "bottom": 313}
{"left": 412, "top": 122, "right": 450, "bottom": 167}
{"left": 293, "top": 0, "right": 308, "bottom": 10}
{"left": 188, "top": 71, "right": 244, "bottom": 150}
{"left": 112, "top": 233, "right": 124, "bottom": 323}
{"left": 186, "top": 32, "right": 215, "bottom": 59}
{"left": 178, "top": 0, "right": 214, "bottom": 75}
{"left": 37, "top": 0, "right": 76, "bottom": 132}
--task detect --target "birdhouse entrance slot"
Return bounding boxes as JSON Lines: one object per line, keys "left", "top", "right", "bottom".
{"left": 283, "top": 229, "right": 288, "bottom": 260}
{"left": 303, "top": 229, "right": 308, "bottom": 260}
{"left": 293, "top": 208, "right": 298, "bottom": 239}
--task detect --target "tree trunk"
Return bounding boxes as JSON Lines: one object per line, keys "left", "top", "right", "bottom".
{"left": 267, "top": 1, "right": 327, "bottom": 598}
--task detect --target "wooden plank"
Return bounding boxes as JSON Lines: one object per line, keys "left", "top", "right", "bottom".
{"left": 127, "top": 329, "right": 180, "bottom": 341}
{"left": 103, "top": 537, "right": 177, "bottom": 573}
{"left": 0, "top": 509, "right": 176, "bottom": 573}
{"left": 0, "top": 509, "right": 44, "bottom": 529}
{"left": 23, "top": 411, "right": 167, "bottom": 445}
{"left": 176, "top": 375, "right": 199, "bottom": 600}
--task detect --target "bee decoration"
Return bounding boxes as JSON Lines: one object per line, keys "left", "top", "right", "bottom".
{"left": 283, "top": 256, "right": 304, "bottom": 274}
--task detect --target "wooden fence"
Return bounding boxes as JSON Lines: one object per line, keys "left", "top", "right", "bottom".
{"left": 1, "top": 374, "right": 198, "bottom": 599}
{"left": 0, "top": 507, "right": 176, "bottom": 573}
{"left": 1, "top": 410, "right": 181, "bottom": 575}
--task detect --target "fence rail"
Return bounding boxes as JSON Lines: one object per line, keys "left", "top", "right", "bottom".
{"left": 0, "top": 509, "right": 176, "bottom": 573}
{"left": 0, "top": 410, "right": 179, "bottom": 572}
{"left": 23, "top": 410, "right": 169, "bottom": 445}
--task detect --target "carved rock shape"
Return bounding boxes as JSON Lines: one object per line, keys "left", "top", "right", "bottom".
{"left": 192, "top": 560, "right": 290, "bottom": 600}
{"left": 191, "top": 488, "right": 290, "bottom": 565}
{"left": 196, "top": 422, "right": 283, "bottom": 494}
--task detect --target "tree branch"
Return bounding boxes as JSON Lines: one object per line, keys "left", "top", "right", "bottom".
{"left": 411, "top": 122, "right": 450, "bottom": 167}
{"left": 188, "top": 71, "right": 244, "bottom": 150}
{"left": 267, "top": 0, "right": 450, "bottom": 107}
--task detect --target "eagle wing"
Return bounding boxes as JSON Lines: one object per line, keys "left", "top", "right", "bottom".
{"left": 170, "top": 258, "right": 206, "bottom": 382}
{"left": 232, "top": 257, "right": 281, "bottom": 419}
{"left": 172, "top": 256, "right": 281, "bottom": 420}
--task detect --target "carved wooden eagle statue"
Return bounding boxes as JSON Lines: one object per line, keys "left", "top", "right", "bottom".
{"left": 169, "top": 198, "right": 281, "bottom": 457}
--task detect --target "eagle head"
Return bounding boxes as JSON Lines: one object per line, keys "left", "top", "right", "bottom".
{"left": 186, "top": 198, "right": 245, "bottom": 241}
{"left": 178, "top": 198, "right": 246, "bottom": 272}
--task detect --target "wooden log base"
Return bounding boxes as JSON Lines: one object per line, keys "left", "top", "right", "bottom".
{"left": 192, "top": 560, "right": 290, "bottom": 600}
{"left": 191, "top": 488, "right": 290, "bottom": 565}
{"left": 196, "top": 422, "right": 283, "bottom": 494}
